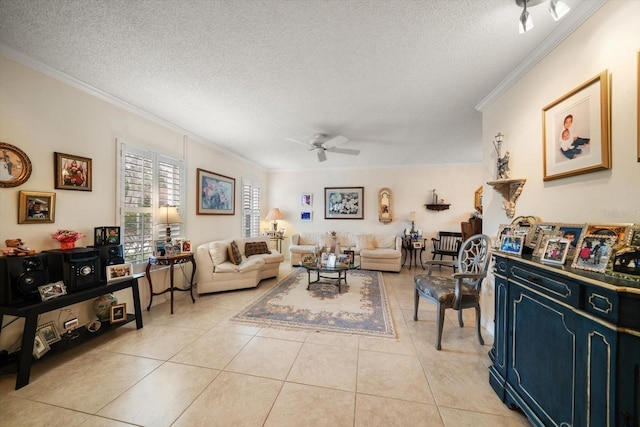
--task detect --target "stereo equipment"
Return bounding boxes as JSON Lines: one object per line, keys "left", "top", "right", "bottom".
{"left": 46, "top": 248, "right": 100, "bottom": 293}
{"left": 90, "top": 244, "right": 125, "bottom": 282}
{"left": 0, "top": 254, "right": 48, "bottom": 306}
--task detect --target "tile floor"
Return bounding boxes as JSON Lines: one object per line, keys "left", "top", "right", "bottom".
{"left": 0, "top": 265, "right": 531, "bottom": 426}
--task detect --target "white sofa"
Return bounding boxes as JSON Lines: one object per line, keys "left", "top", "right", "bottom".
{"left": 289, "top": 232, "right": 402, "bottom": 272}
{"left": 196, "top": 236, "right": 284, "bottom": 294}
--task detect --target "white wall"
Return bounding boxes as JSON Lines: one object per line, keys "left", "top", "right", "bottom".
{"left": 268, "top": 164, "right": 482, "bottom": 255}
{"left": 481, "top": 0, "right": 640, "bottom": 331}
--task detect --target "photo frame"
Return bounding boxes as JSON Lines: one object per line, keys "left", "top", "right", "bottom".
{"left": 412, "top": 241, "right": 423, "bottom": 249}
{"left": 0, "top": 142, "right": 32, "bottom": 188}
{"left": 301, "top": 193, "right": 312, "bottom": 207}
{"left": 495, "top": 224, "right": 529, "bottom": 249}
{"left": 572, "top": 234, "right": 617, "bottom": 273}
{"left": 343, "top": 250, "right": 355, "bottom": 266}
{"left": 54, "top": 152, "right": 92, "bottom": 191}
{"left": 197, "top": 168, "right": 235, "bottom": 215}
{"left": 33, "top": 334, "right": 50, "bottom": 360}
{"left": 527, "top": 222, "right": 558, "bottom": 249}
{"left": 500, "top": 235, "right": 524, "bottom": 256}
{"left": 18, "top": 191, "right": 56, "bottom": 224}
{"left": 584, "top": 223, "right": 631, "bottom": 247}
{"left": 154, "top": 240, "right": 167, "bottom": 257}
{"left": 378, "top": 187, "right": 392, "bottom": 223}
{"left": 300, "top": 211, "right": 312, "bottom": 222}
{"left": 474, "top": 186, "right": 483, "bottom": 213}
{"left": 541, "top": 238, "right": 570, "bottom": 266}
{"left": 533, "top": 230, "right": 564, "bottom": 258}
{"left": 324, "top": 187, "right": 364, "bottom": 220}
{"left": 38, "top": 281, "right": 67, "bottom": 301}
{"left": 110, "top": 303, "right": 127, "bottom": 324}
{"left": 542, "top": 71, "right": 611, "bottom": 181}
{"left": 106, "top": 263, "right": 133, "bottom": 282}
{"left": 626, "top": 224, "right": 640, "bottom": 247}
{"left": 301, "top": 253, "right": 316, "bottom": 264}
{"left": 37, "top": 321, "right": 61, "bottom": 345}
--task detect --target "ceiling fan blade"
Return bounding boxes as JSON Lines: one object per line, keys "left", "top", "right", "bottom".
{"left": 324, "top": 135, "right": 349, "bottom": 146}
{"left": 285, "top": 137, "right": 310, "bottom": 146}
{"left": 317, "top": 149, "right": 327, "bottom": 162}
{"left": 326, "top": 147, "right": 360, "bottom": 156}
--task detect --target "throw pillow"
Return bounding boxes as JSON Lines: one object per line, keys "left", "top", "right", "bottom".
{"left": 227, "top": 240, "right": 242, "bottom": 265}
{"left": 245, "top": 241, "right": 271, "bottom": 257}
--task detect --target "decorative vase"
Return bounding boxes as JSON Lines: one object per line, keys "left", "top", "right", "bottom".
{"left": 93, "top": 293, "right": 118, "bottom": 321}
{"left": 60, "top": 239, "right": 76, "bottom": 249}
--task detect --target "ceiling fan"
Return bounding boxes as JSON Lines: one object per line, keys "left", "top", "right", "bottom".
{"left": 286, "top": 133, "right": 360, "bottom": 162}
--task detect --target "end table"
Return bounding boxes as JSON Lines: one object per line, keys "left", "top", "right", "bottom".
{"left": 146, "top": 252, "right": 196, "bottom": 314}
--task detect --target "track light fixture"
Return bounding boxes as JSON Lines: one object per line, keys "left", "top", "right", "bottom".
{"left": 516, "top": 0, "right": 570, "bottom": 34}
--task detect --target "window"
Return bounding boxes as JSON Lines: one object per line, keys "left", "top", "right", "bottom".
{"left": 241, "top": 179, "right": 261, "bottom": 237}
{"left": 118, "top": 142, "right": 184, "bottom": 264}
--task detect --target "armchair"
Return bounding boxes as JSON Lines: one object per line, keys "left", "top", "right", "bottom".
{"left": 413, "top": 234, "right": 490, "bottom": 350}
{"left": 430, "top": 231, "right": 463, "bottom": 270}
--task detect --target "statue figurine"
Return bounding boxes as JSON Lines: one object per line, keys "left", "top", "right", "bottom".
{"left": 497, "top": 151, "right": 510, "bottom": 180}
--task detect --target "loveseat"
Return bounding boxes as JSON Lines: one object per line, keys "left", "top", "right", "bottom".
{"left": 289, "top": 232, "right": 402, "bottom": 272}
{"left": 196, "top": 236, "right": 284, "bottom": 294}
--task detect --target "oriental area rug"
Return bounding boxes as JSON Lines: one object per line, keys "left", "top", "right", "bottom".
{"left": 232, "top": 268, "right": 396, "bottom": 338}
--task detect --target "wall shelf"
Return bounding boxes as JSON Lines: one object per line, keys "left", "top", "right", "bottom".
{"left": 487, "top": 178, "right": 526, "bottom": 218}
{"left": 424, "top": 203, "right": 450, "bottom": 211}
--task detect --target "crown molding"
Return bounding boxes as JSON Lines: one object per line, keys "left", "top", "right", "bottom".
{"left": 475, "top": 0, "right": 607, "bottom": 112}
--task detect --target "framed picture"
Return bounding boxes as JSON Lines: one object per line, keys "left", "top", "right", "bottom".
{"left": 38, "top": 281, "right": 67, "bottom": 301}
{"left": 154, "top": 240, "right": 167, "bottom": 257}
{"left": 301, "top": 193, "right": 312, "bottom": 207}
{"left": 181, "top": 239, "right": 191, "bottom": 252}
{"left": 105, "top": 226, "right": 120, "bottom": 245}
{"left": 378, "top": 187, "right": 392, "bottom": 223}
{"left": 572, "top": 234, "right": 617, "bottom": 273}
{"left": 500, "top": 235, "right": 524, "bottom": 256}
{"left": 527, "top": 222, "right": 558, "bottom": 249}
{"left": 541, "top": 238, "right": 570, "bottom": 266}
{"left": 37, "top": 321, "right": 61, "bottom": 345}
{"left": 197, "top": 168, "right": 235, "bottom": 215}
{"left": 32, "top": 334, "right": 50, "bottom": 360}
{"left": 324, "top": 187, "right": 364, "bottom": 219}
{"left": 300, "top": 211, "right": 312, "bottom": 222}
{"left": 474, "top": 186, "right": 483, "bottom": 213}
{"left": 106, "top": 263, "right": 133, "bottom": 282}
{"left": 557, "top": 224, "right": 586, "bottom": 248}
{"left": 584, "top": 223, "right": 631, "bottom": 247}
{"left": 412, "top": 241, "right": 423, "bottom": 249}
{"left": 18, "top": 191, "right": 56, "bottom": 224}
{"left": 533, "top": 230, "right": 564, "bottom": 258}
{"left": 0, "top": 142, "right": 32, "bottom": 188}
{"left": 542, "top": 71, "right": 611, "bottom": 182}
{"left": 110, "top": 303, "right": 127, "bottom": 324}
{"left": 343, "top": 250, "right": 355, "bottom": 265}
{"left": 54, "top": 152, "right": 92, "bottom": 191}
{"left": 626, "top": 224, "right": 640, "bottom": 247}
{"left": 301, "top": 253, "right": 316, "bottom": 264}
{"left": 495, "top": 224, "right": 529, "bottom": 249}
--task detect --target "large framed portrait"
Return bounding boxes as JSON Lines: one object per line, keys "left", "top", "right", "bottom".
{"left": 378, "top": 187, "right": 392, "bottom": 223}
{"left": 542, "top": 71, "right": 611, "bottom": 181}
{"left": 18, "top": 191, "right": 56, "bottom": 224}
{"left": 0, "top": 142, "right": 32, "bottom": 188}
{"left": 324, "top": 187, "right": 364, "bottom": 219}
{"left": 197, "top": 168, "right": 235, "bottom": 215}
{"left": 54, "top": 152, "right": 92, "bottom": 191}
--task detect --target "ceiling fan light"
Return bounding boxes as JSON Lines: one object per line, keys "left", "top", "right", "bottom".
{"left": 549, "top": 0, "right": 570, "bottom": 21}
{"left": 519, "top": 9, "right": 533, "bottom": 33}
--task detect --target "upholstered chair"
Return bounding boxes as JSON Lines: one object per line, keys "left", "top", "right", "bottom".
{"left": 413, "top": 234, "right": 490, "bottom": 350}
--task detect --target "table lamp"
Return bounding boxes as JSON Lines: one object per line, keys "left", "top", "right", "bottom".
{"left": 265, "top": 208, "right": 284, "bottom": 231}
{"left": 409, "top": 211, "right": 417, "bottom": 235}
{"left": 157, "top": 206, "right": 182, "bottom": 242}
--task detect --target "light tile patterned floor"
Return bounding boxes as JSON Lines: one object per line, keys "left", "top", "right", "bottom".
{"left": 0, "top": 265, "right": 531, "bottom": 426}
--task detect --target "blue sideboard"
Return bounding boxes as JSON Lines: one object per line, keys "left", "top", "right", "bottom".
{"left": 489, "top": 253, "right": 640, "bottom": 427}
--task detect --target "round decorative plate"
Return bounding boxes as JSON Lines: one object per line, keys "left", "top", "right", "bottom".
{"left": 0, "top": 142, "right": 32, "bottom": 188}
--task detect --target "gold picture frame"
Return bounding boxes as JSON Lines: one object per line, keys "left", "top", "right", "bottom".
{"left": 18, "top": 191, "right": 56, "bottom": 224}
{"left": 474, "top": 186, "right": 482, "bottom": 213}
{"left": 542, "top": 71, "right": 611, "bottom": 181}
{"left": 196, "top": 168, "right": 235, "bottom": 215}
{"left": 0, "top": 142, "right": 32, "bottom": 188}
{"left": 378, "top": 187, "right": 392, "bottom": 223}
{"left": 54, "top": 152, "right": 92, "bottom": 191}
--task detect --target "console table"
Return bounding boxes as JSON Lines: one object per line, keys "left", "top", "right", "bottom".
{"left": 0, "top": 275, "right": 143, "bottom": 390}
{"left": 146, "top": 252, "right": 196, "bottom": 314}
{"left": 490, "top": 253, "right": 640, "bottom": 426}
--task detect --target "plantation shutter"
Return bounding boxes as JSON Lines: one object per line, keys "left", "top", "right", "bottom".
{"left": 241, "top": 179, "right": 261, "bottom": 237}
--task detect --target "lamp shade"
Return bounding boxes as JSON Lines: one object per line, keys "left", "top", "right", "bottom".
{"left": 265, "top": 208, "right": 284, "bottom": 221}
{"left": 157, "top": 206, "right": 183, "bottom": 225}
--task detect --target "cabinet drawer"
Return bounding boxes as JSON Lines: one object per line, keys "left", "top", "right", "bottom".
{"left": 583, "top": 286, "right": 618, "bottom": 324}
{"left": 510, "top": 265, "right": 580, "bottom": 307}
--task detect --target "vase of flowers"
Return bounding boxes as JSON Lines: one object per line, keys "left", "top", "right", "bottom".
{"left": 51, "top": 229, "right": 85, "bottom": 250}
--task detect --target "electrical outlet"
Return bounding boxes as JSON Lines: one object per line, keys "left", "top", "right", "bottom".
{"left": 64, "top": 318, "right": 79, "bottom": 330}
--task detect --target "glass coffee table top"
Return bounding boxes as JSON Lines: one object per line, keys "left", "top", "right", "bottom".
{"left": 299, "top": 262, "right": 360, "bottom": 293}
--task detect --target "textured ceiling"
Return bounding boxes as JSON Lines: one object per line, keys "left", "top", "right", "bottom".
{"left": 0, "top": 0, "right": 603, "bottom": 171}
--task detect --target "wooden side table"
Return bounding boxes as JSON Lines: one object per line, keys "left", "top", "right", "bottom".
{"left": 269, "top": 236, "right": 285, "bottom": 252}
{"left": 146, "top": 252, "right": 196, "bottom": 314}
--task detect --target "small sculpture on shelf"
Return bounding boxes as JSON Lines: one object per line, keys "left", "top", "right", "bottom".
{"left": 493, "top": 132, "right": 510, "bottom": 180}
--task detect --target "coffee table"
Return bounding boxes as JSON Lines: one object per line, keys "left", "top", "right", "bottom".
{"left": 300, "top": 262, "right": 360, "bottom": 293}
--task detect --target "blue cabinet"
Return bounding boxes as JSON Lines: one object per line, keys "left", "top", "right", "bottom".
{"left": 489, "top": 254, "right": 640, "bottom": 426}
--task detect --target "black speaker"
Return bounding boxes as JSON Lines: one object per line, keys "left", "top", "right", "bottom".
{"left": 46, "top": 248, "right": 100, "bottom": 293}
{"left": 90, "top": 244, "right": 125, "bottom": 282}
{"left": 0, "top": 254, "right": 48, "bottom": 306}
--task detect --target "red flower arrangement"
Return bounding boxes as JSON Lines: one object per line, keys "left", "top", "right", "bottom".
{"left": 51, "top": 229, "right": 85, "bottom": 249}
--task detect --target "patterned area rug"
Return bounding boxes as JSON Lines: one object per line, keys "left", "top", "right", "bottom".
{"left": 232, "top": 268, "right": 396, "bottom": 338}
